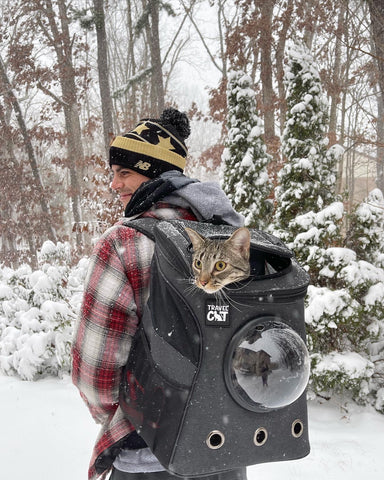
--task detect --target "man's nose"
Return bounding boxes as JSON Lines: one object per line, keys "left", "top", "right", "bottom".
{"left": 110, "top": 175, "right": 122, "bottom": 190}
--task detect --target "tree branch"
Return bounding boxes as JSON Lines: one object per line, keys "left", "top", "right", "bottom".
{"left": 180, "top": 0, "right": 223, "bottom": 74}
{"left": 37, "top": 81, "right": 69, "bottom": 107}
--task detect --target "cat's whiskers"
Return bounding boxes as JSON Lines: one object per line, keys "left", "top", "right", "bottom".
{"left": 181, "top": 276, "right": 251, "bottom": 311}
{"left": 230, "top": 276, "right": 254, "bottom": 291}
{"left": 205, "top": 280, "right": 244, "bottom": 311}
{"left": 181, "top": 277, "right": 201, "bottom": 296}
{"left": 220, "top": 286, "right": 249, "bottom": 311}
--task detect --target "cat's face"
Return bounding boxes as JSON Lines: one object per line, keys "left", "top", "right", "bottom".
{"left": 185, "top": 227, "right": 251, "bottom": 294}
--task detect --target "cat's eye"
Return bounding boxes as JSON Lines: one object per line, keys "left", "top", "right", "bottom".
{"left": 194, "top": 259, "right": 202, "bottom": 269}
{"left": 215, "top": 261, "right": 227, "bottom": 271}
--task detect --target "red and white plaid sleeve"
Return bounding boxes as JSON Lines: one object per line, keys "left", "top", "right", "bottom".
{"left": 71, "top": 223, "right": 154, "bottom": 425}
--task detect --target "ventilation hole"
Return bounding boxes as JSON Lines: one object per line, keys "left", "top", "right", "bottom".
{"left": 206, "top": 430, "right": 225, "bottom": 449}
{"left": 292, "top": 419, "right": 304, "bottom": 438}
{"left": 253, "top": 427, "right": 268, "bottom": 446}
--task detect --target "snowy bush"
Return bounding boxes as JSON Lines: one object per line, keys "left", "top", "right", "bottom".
{"left": 0, "top": 242, "right": 88, "bottom": 381}
{"left": 310, "top": 351, "right": 374, "bottom": 404}
{"left": 305, "top": 285, "right": 361, "bottom": 351}
{"left": 295, "top": 200, "right": 384, "bottom": 409}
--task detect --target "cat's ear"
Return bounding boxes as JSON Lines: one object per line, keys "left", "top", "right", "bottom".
{"left": 185, "top": 227, "right": 205, "bottom": 250}
{"left": 226, "top": 227, "right": 251, "bottom": 258}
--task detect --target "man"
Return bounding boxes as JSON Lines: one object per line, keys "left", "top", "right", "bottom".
{"left": 72, "top": 108, "right": 246, "bottom": 480}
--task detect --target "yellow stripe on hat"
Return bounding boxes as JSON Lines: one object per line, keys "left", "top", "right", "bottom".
{"left": 111, "top": 136, "right": 186, "bottom": 170}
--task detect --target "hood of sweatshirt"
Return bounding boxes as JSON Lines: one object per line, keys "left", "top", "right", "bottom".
{"left": 124, "top": 170, "right": 244, "bottom": 227}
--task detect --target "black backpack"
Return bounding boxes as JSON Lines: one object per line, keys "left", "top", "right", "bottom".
{"left": 119, "top": 218, "right": 310, "bottom": 477}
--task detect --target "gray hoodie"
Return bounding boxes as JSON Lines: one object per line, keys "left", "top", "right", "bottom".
{"left": 159, "top": 171, "right": 244, "bottom": 227}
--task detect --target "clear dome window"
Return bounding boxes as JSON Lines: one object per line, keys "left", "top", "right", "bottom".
{"left": 224, "top": 318, "right": 310, "bottom": 411}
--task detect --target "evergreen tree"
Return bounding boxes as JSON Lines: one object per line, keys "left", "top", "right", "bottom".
{"left": 221, "top": 70, "right": 272, "bottom": 229}
{"left": 275, "top": 42, "right": 338, "bottom": 237}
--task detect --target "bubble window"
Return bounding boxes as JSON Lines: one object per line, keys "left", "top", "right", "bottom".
{"left": 224, "top": 317, "right": 310, "bottom": 412}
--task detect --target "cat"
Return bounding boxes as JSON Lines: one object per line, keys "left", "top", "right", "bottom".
{"left": 184, "top": 227, "right": 251, "bottom": 294}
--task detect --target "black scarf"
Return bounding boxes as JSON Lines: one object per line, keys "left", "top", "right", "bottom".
{"left": 124, "top": 172, "right": 197, "bottom": 218}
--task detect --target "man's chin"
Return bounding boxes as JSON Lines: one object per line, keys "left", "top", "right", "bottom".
{"left": 120, "top": 194, "right": 132, "bottom": 207}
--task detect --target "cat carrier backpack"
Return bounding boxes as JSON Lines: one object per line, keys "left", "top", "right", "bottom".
{"left": 119, "top": 218, "right": 311, "bottom": 477}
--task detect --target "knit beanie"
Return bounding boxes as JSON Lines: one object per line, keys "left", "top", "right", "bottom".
{"left": 109, "top": 108, "right": 190, "bottom": 178}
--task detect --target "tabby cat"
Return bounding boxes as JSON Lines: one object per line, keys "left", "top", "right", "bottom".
{"left": 184, "top": 227, "right": 251, "bottom": 294}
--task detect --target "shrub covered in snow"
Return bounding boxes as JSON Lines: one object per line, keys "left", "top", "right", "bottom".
{"left": 289, "top": 196, "right": 384, "bottom": 409}
{"left": 0, "top": 242, "right": 88, "bottom": 381}
{"left": 221, "top": 69, "right": 272, "bottom": 228}
{"left": 310, "top": 351, "right": 374, "bottom": 403}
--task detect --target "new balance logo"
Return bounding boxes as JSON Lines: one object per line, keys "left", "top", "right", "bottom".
{"left": 135, "top": 160, "right": 151, "bottom": 171}
{"left": 205, "top": 303, "right": 230, "bottom": 326}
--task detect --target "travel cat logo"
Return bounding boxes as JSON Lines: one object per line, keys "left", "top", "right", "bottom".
{"left": 205, "top": 303, "right": 230, "bottom": 326}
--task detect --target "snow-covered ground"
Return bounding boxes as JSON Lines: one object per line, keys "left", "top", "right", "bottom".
{"left": 1, "top": 373, "right": 383, "bottom": 480}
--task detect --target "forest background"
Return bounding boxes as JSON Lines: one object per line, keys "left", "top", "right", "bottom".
{"left": 1, "top": 0, "right": 384, "bottom": 413}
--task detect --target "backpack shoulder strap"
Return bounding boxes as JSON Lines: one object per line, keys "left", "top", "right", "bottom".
{"left": 120, "top": 217, "right": 159, "bottom": 241}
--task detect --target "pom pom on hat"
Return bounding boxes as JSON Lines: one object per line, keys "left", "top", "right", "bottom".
{"left": 160, "top": 108, "right": 191, "bottom": 140}
{"left": 109, "top": 108, "right": 190, "bottom": 178}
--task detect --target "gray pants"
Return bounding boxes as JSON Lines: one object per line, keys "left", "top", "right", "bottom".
{"left": 110, "top": 468, "right": 247, "bottom": 480}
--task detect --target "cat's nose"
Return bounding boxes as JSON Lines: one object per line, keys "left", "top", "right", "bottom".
{"left": 200, "top": 280, "right": 208, "bottom": 286}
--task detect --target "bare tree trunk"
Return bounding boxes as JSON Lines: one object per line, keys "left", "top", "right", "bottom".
{"left": 217, "top": 0, "right": 227, "bottom": 79}
{"left": 376, "top": 91, "right": 384, "bottom": 191}
{"left": 329, "top": 3, "right": 345, "bottom": 146}
{"left": 259, "top": 0, "right": 276, "bottom": 145}
{"left": 94, "top": 0, "right": 115, "bottom": 155}
{"left": 336, "top": 7, "right": 350, "bottom": 196}
{"left": 302, "top": 0, "right": 316, "bottom": 50}
{"left": 0, "top": 104, "right": 23, "bottom": 261}
{"left": 149, "top": 0, "right": 164, "bottom": 115}
{"left": 368, "top": 0, "right": 384, "bottom": 98}
{"left": 0, "top": 54, "right": 57, "bottom": 243}
{"left": 275, "top": 0, "right": 293, "bottom": 134}
{"left": 368, "top": 0, "right": 384, "bottom": 191}
{"left": 42, "top": 0, "right": 84, "bottom": 247}
{"left": 127, "top": 0, "right": 138, "bottom": 121}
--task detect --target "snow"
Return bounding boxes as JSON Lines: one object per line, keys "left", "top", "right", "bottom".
{"left": 364, "top": 282, "right": 384, "bottom": 306}
{"left": 341, "top": 260, "right": 384, "bottom": 287}
{"left": 313, "top": 351, "right": 374, "bottom": 380}
{"left": 293, "top": 203, "right": 345, "bottom": 231}
{"left": 305, "top": 285, "right": 357, "bottom": 327}
{"left": 248, "top": 125, "right": 262, "bottom": 139}
{"left": 39, "top": 240, "right": 57, "bottom": 257}
{"left": 1, "top": 372, "right": 384, "bottom": 480}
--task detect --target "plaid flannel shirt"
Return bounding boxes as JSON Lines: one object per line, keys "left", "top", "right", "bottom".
{"left": 72, "top": 203, "right": 196, "bottom": 480}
